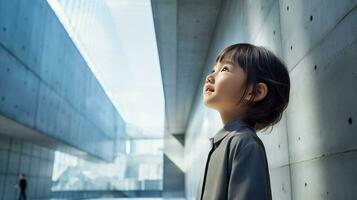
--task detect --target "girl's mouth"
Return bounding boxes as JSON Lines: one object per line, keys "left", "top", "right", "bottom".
{"left": 204, "top": 87, "right": 215, "bottom": 95}
{"left": 205, "top": 88, "right": 214, "bottom": 92}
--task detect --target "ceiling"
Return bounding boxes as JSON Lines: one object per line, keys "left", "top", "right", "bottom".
{"left": 151, "top": 0, "right": 224, "bottom": 135}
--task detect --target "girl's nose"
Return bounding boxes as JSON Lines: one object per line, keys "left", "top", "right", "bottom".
{"left": 206, "top": 75, "right": 214, "bottom": 84}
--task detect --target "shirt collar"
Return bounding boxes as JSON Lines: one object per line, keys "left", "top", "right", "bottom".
{"left": 210, "top": 116, "right": 255, "bottom": 145}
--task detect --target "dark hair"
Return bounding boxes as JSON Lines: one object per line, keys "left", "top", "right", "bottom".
{"left": 215, "top": 43, "right": 290, "bottom": 133}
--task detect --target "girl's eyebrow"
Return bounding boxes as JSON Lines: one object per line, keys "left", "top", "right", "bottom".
{"left": 220, "top": 61, "right": 235, "bottom": 66}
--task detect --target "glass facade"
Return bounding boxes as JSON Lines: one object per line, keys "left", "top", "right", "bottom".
{"left": 52, "top": 138, "right": 163, "bottom": 191}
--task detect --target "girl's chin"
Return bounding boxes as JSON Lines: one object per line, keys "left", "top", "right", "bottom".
{"left": 203, "top": 99, "right": 215, "bottom": 108}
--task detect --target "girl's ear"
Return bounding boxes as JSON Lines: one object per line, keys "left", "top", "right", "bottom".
{"left": 244, "top": 83, "right": 268, "bottom": 102}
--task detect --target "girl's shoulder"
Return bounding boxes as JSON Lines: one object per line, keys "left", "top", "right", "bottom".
{"left": 226, "top": 126, "right": 259, "bottom": 146}
{"left": 225, "top": 127, "right": 266, "bottom": 158}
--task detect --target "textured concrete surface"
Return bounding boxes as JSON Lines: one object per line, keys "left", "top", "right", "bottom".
{"left": 0, "top": 0, "right": 125, "bottom": 198}
{"left": 151, "top": 0, "right": 223, "bottom": 197}
{"left": 152, "top": 0, "right": 222, "bottom": 136}
{"left": 0, "top": 134, "right": 54, "bottom": 200}
{"left": 0, "top": 0, "right": 125, "bottom": 162}
{"left": 281, "top": 0, "right": 357, "bottom": 199}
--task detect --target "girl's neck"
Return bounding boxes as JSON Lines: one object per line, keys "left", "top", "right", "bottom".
{"left": 219, "top": 110, "right": 245, "bottom": 126}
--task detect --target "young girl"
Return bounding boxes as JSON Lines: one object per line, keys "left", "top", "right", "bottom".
{"left": 197, "top": 43, "right": 290, "bottom": 200}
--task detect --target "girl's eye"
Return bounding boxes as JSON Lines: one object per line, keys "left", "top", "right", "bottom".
{"left": 221, "top": 66, "right": 229, "bottom": 72}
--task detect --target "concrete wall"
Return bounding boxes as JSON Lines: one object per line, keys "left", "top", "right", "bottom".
{"left": 0, "top": 134, "right": 54, "bottom": 200}
{"left": 0, "top": 0, "right": 126, "bottom": 197}
{"left": 281, "top": 0, "right": 357, "bottom": 199}
{"left": 184, "top": 0, "right": 357, "bottom": 199}
{"left": 0, "top": 0, "right": 125, "bottom": 162}
{"left": 151, "top": 0, "right": 186, "bottom": 197}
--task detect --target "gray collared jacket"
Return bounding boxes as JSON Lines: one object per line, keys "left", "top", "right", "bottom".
{"left": 196, "top": 117, "right": 272, "bottom": 200}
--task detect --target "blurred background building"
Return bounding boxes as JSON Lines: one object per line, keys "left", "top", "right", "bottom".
{"left": 0, "top": 0, "right": 357, "bottom": 199}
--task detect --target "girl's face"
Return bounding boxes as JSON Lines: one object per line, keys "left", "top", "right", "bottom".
{"left": 203, "top": 60, "right": 248, "bottom": 112}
